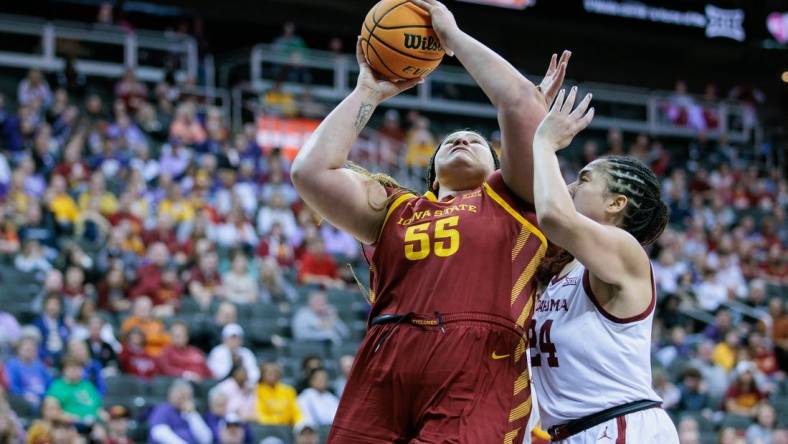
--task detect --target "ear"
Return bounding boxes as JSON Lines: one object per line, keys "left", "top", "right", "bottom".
{"left": 432, "top": 179, "right": 439, "bottom": 192}
{"left": 606, "top": 194, "right": 628, "bottom": 216}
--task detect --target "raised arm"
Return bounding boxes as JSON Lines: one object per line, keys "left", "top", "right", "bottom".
{"left": 291, "top": 40, "right": 421, "bottom": 244}
{"left": 532, "top": 88, "right": 652, "bottom": 315}
{"left": 411, "top": 0, "right": 569, "bottom": 203}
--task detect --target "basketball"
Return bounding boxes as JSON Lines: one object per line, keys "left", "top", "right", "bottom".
{"left": 361, "top": 0, "right": 445, "bottom": 80}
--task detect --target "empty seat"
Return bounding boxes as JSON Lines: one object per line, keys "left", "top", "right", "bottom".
{"left": 148, "top": 376, "right": 178, "bottom": 397}
{"left": 288, "top": 340, "right": 329, "bottom": 360}
{"left": 105, "top": 374, "right": 145, "bottom": 397}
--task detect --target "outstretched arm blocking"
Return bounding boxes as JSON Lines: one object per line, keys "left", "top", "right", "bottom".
{"left": 410, "top": 0, "right": 570, "bottom": 203}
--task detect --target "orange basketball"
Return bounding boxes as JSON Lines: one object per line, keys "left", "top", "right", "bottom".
{"left": 360, "top": 0, "right": 445, "bottom": 80}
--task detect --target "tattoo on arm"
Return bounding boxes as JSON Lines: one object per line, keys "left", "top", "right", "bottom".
{"left": 353, "top": 103, "right": 374, "bottom": 132}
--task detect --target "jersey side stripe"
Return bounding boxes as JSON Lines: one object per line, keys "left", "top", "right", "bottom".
{"left": 482, "top": 182, "right": 546, "bottom": 246}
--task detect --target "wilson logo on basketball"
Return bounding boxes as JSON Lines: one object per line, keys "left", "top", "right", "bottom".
{"left": 403, "top": 34, "right": 442, "bottom": 52}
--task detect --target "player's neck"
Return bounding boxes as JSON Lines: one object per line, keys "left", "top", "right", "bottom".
{"left": 558, "top": 259, "right": 580, "bottom": 279}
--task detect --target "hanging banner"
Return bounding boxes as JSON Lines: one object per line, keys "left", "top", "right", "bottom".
{"left": 256, "top": 116, "right": 320, "bottom": 161}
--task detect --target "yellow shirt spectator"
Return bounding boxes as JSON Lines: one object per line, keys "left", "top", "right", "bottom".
{"left": 264, "top": 87, "right": 297, "bottom": 118}
{"left": 78, "top": 192, "right": 119, "bottom": 215}
{"left": 158, "top": 198, "right": 195, "bottom": 224}
{"left": 404, "top": 118, "right": 436, "bottom": 168}
{"left": 712, "top": 341, "right": 736, "bottom": 372}
{"left": 49, "top": 194, "right": 80, "bottom": 224}
{"left": 255, "top": 382, "right": 303, "bottom": 426}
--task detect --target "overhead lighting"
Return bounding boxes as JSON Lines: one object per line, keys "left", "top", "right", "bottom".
{"left": 782, "top": 71, "right": 788, "bottom": 83}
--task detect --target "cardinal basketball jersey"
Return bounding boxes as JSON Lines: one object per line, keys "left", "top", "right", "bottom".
{"left": 369, "top": 170, "right": 546, "bottom": 328}
{"left": 531, "top": 262, "right": 661, "bottom": 429}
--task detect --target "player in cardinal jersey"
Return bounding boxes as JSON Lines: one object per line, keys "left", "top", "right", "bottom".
{"left": 527, "top": 89, "right": 679, "bottom": 443}
{"left": 291, "top": 1, "right": 570, "bottom": 441}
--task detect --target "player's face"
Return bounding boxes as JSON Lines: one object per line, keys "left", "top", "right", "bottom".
{"left": 567, "top": 160, "right": 611, "bottom": 223}
{"left": 433, "top": 131, "right": 495, "bottom": 192}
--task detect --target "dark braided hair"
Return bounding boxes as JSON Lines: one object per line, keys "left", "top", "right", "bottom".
{"left": 599, "top": 155, "right": 669, "bottom": 246}
{"left": 425, "top": 130, "right": 500, "bottom": 193}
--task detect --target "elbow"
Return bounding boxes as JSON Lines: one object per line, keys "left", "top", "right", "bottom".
{"left": 496, "top": 80, "right": 541, "bottom": 111}
{"left": 536, "top": 207, "right": 575, "bottom": 240}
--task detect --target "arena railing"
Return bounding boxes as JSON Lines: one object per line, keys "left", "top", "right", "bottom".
{"left": 249, "top": 43, "right": 753, "bottom": 144}
{"left": 0, "top": 13, "right": 198, "bottom": 84}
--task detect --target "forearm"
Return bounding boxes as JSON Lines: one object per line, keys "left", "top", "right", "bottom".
{"left": 445, "top": 30, "right": 533, "bottom": 108}
{"left": 291, "top": 88, "right": 379, "bottom": 176}
{"left": 532, "top": 144, "right": 575, "bottom": 225}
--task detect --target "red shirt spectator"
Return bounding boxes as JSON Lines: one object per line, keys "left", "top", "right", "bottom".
{"left": 119, "top": 328, "right": 160, "bottom": 379}
{"left": 0, "top": 362, "right": 8, "bottom": 390}
{"left": 298, "top": 238, "right": 340, "bottom": 287}
{"left": 157, "top": 322, "right": 211, "bottom": 381}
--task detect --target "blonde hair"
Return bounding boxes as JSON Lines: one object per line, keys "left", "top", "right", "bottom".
{"left": 343, "top": 161, "right": 413, "bottom": 211}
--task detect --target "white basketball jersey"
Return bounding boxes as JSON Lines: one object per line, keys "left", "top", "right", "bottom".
{"left": 531, "top": 262, "right": 661, "bottom": 429}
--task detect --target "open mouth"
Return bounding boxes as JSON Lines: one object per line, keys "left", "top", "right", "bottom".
{"left": 450, "top": 145, "right": 470, "bottom": 154}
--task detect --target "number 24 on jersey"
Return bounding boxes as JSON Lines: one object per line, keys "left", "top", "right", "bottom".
{"left": 403, "top": 216, "right": 460, "bottom": 260}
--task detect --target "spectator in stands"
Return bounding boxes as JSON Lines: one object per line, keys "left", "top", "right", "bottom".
{"left": 129, "top": 242, "right": 174, "bottom": 307}
{"left": 257, "top": 192, "right": 298, "bottom": 240}
{"left": 745, "top": 403, "right": 777, "bottom": 444}
{"left": 404, "top": 116, "right": 436, "bottom": 176}
{"left": 214, "top": 208, "right": 259, "bottom": 251}
{"left": 169, "top": 103, "right": 207, "bottom": 147}
{"left": 0, "top": 386, "right": 23, "bottom": 444}
{"left": 258, "top": 256, "right": 297, "bottom": 305}
{"left": 688, "top": 340, "right": 729, "bottom": 407}
{"left": 295, "top": 356, "right": 323, "bottom": 394}
{"left": 748, "top": 332, "right": 779, "bottom": 378}
{"left": 115, "top": 69, "right": 148, "bottom": 113}
{"left": 187, "top": 250, "right": 224, "bottom": 309}
{"left": 147, "top": 379, "right": 212, "bottom": 444}
{"left": 65, "top": 339, "right": 106, "bottom": 395}
{"left": 203, "top": 391, "right": 254, "bottom": 444}
{"left": 120, "top": 296, "right": 170, "bottom": 357}
{"left": 297, "top": 368, "right": 338, "bottom": 426}
{"left": 209, "top": 364, "right": 257, "bottom": 420}
{"left": 0, "top": 309, "right": 21, "bottom": 356}
{"left": 83, "top": 315, "right": 119, "bottom": 372}
{"left": 775, "top": 300, "right": 788, "bottom": 373}
{"left": 207, "top": 323, "right": 260, "bottom": 384}
{"left": 45, "top": 175, "right": 79, "bottom": 234}
{"left": 714, "top": 330, "right": 741, "bottom": 372}
{"left": 216, "top": 413, "right": 251, "bottom": 444}
{"left": 32, "top": 295, "right": 70, "bottom": 365}
{"left": 724, "top": 362, "right": 765, "bottom": 418}
{"left": 104, "top": 405, "right": 132, "bottom": 444}
{"left": 221, "top": 252, "right": 258, "bottom": 305}
{"left": 24, "top": 396, "right": 71, "bottom": 444}
{"left": 7, "top": 335, "right": 51, "bottom": 407}
{"left": 297, "top": 238, "right": 343, "bottom": 288}
{"left": 262, "top": 82, "right": 297, "bottom": 118}
{"left": 294, "top": 424, "right": 319, "bottom": 444}
{"left": 255, "top": 362, "right": 304, "bottom": 427}
{"left": 676, "top": 367, "right": 710, "bottom": 413}
{"left": 292, "top": 292, "right": 348, "bottom": 344}
{"left": 320, "top": 223, "right": 359, "bottom": 260}
{"left": 192, "top": 301, "right": 237, "bottom": 353}
{"left": 652, "top": 368, "right": 680, "bottom": 410}
{"left": 333, "top": 355, "right": 353, "bottom": 397}
{"left": 257, "top": 222, "right": 297, "bottom": 268}
{"left": 676, "top": 417, "right": 700, "bottom": 444}
{"left": 271, "top": 21, "right": 309, "bottom": 84}
{"left": 157, "top": 321, "right": 212, "bottom": 381}
{"left": 703, "top": 308, "right": 733, "bottom": 343}
{"left": 18, "top": 69, "right": 51, "bottom": 109}
{"left": 14, "top": 239, "right": 52, "bottom": 274}
{"left": 45, "top": 356, "right": 102, "bottom": 423}
{"left": 118, "top": 327, "right": 159, "bottom": 379}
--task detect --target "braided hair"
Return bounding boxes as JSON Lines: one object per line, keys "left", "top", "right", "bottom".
{"left": 425, "top": 130, "right": 500, "bottom": 194}
{"left": 599, "top": 155, "right": 669, "bottom": 246}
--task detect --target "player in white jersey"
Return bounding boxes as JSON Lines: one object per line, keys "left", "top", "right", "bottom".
{"left": 527, "top": 88, "right": 679, "bottom": 443}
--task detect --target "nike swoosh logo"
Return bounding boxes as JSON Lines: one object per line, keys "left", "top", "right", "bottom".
{"left": 491, "top": 351, "right": 510, "bottom": 360}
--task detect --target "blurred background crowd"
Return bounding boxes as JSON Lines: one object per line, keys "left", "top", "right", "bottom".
{"left": 0, "top": 1, "right": 785, "bottom": 444}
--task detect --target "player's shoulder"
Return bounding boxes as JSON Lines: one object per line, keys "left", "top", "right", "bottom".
{"left": 482, "top": 170, "right": 543, "bottom": 237}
